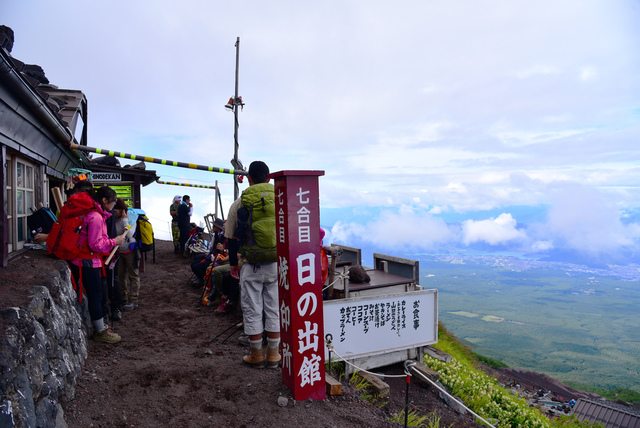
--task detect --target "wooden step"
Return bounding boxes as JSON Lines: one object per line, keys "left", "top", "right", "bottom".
{"left": 357, "top": 371, "right": 389, "bottom": 396}
{"left": 424, "top": 345, "right": 451, "bottom": 363}
{"left": 326, "top": 374, "right": 342, "bottom": 396}
{"left": 413, "top": 362, "right": 440, "bottom": 388}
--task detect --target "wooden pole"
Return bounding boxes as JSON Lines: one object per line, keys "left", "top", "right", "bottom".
{"left": 233, "top": 37, "right": 241, "bottom": 200}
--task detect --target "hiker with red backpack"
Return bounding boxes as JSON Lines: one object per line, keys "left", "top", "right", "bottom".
{"left": 52, "top": 181, "right": 125, "bottom": 344}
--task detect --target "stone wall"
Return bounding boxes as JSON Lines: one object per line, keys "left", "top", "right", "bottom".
{"left": 0, "top": 261, "right": 89, "bottom": 428}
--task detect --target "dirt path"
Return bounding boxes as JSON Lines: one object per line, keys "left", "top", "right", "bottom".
{"left": 58, "top": 240, "right": 480, "bottom": 427}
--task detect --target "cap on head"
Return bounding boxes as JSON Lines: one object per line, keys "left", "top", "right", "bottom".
{"left": 212, "top": 217, "right": 225, "bottom": 230}
{"left": 173, "top": 195, "right": 182, "bottom": 203}
{"left": 248, "top": 161, "right": 269, "bottom": 183}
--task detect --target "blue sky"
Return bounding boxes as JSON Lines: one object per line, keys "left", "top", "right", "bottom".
{"left": 5, "top": 1, "right": 640, "bottom": 263}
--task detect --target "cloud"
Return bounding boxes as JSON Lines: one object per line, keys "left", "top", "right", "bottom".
{"left": 516, "top": 65, "right": 560, "bottom": 79}
{"left": 462, "top": 213, "right": 527, "bottom": 246}
{"left": 531, "top": 240, "right": 554, "bottom": 252}
{"left": 540, "top": 186, "right": 637, "bottom": 257}
{"left": 579, "top": 66, "right": 597, "bottom": 82}
{"left": 328, "top": 209, "right": 452, "bottom": 251}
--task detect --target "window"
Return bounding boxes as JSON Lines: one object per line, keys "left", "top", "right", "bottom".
{"left": 5, "top": 154, "right": 36, "bottom": 251}
{"left": 16, "top": 161, "right": 34, "bottom": 243}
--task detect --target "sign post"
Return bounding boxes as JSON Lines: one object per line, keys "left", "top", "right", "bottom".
{"left": 272, "top": 170, "right": 325, "bottom": 401}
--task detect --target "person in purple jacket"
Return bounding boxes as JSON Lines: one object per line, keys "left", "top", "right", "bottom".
{"left": 67, "top": 181, "right": 125, "bottom": 344}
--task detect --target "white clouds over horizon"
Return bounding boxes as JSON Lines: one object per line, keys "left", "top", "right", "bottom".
{"left": 330, "top": 209, "right": 453, "bottom": 251}
{"left": 327, "top": 183, "right": 640, "bottom": 262}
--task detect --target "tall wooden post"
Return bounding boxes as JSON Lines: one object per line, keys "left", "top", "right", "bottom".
{"left": 232, "top": 37, "right": 241, "bottom": 200}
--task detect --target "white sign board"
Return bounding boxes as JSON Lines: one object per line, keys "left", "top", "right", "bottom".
{"left": 92, "top": 172, "right": 122, "bottom": 181}
{"left": 323, "top": 289, "right": 438, "bottom": 360}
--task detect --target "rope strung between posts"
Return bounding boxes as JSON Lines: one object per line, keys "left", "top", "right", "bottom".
{"left": 322, "top": 271, "right": 349, "bottom": 293}
{"left": 407, "top": 363, "right": 497, "bottom": 428}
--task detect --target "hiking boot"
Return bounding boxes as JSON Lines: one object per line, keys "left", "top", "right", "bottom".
{"left": 93, "top": 327, "right": 121, "bottom": 344}
{"left": 122, "top": 302, "right": 138, "bottom": 311}
{"left": 242, "top": 347, "right": 265, "bottom": 368}
{"left": 214, "top": 297, "right": 233, "bottom": 315}
{"left": 112, "top": 309, "right": 122, "bottom": 321}
{"left": 266, "top": 347, "right": 281, "bottom": 369}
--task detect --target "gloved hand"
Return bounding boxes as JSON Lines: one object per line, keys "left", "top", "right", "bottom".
{"left": 230, "top": 265, "right": 240, "bottom": 279}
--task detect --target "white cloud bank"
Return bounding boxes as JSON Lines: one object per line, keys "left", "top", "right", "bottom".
{"left": 326, "top": 184, "right": 640, "bottom": 263}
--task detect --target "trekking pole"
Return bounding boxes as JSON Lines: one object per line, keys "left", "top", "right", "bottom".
{"left": 69, "top": 143, "right": 247, "bottom": 176}
{"left": 209, "top": 320, "right": 243, "bottom": 343}
{"left": 221, "top": 322, "right": 243, "bottom": 344}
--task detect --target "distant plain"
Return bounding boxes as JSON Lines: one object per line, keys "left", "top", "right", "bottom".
{"left": 419, "top": 256, "right": 640, "bottom": 393}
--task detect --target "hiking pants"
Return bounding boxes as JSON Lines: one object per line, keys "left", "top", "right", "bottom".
{"left": 69, "top": 263, "right": 103, "bottom": 322}
{"left": 213, "top": 262, "right": 231, "bottom": 297}
{"left": 118, "top": 250, "right": 140, "bottom": 303}
{"left": 190, "top": 255, "right": 211, "bottom": 280}
{"left": 240, "top": 262, "right": 278, "bottom": 336}
{"left": 179, "top": 226, "right": 190, "bottom": 254}
{"left": 105, "top": 260, "right": 123, "bottom": 312}
{"left": 171, "top": 221, "right": 180, "bottom": 246}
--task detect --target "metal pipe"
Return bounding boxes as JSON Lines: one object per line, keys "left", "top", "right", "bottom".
{"left": 155, "top": 179, "right": 218, "bottom": 190}
{"left": 214, "top": 180, "right": 219, "bottom": 217}
{"left": 69, "top": 143, "right": 247, "bottom": 176}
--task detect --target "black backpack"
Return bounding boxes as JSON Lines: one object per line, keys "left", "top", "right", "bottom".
{"left": 27, "top": 207, "right": 58, "bottom": 236}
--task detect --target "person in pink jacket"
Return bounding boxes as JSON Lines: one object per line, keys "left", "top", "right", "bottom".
{"left": 67, "top": 181, "right": 125, "bottom": 344}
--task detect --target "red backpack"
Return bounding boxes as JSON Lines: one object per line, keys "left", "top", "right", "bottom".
{"left": 47, "top": 192, "right": 98, "bottom": 261}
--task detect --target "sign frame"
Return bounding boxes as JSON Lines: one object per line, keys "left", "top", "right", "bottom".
{"left": 323, "top": 289, "right": 438, "bottom": 361}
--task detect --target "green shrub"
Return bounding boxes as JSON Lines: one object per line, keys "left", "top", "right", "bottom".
{"left": 390, "top": 409, "right": 444, "bottom": 427}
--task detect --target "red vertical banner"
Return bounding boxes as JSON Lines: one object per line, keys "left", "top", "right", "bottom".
{"left": 272, "top": 170, "right": 326, "bottom": 401}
